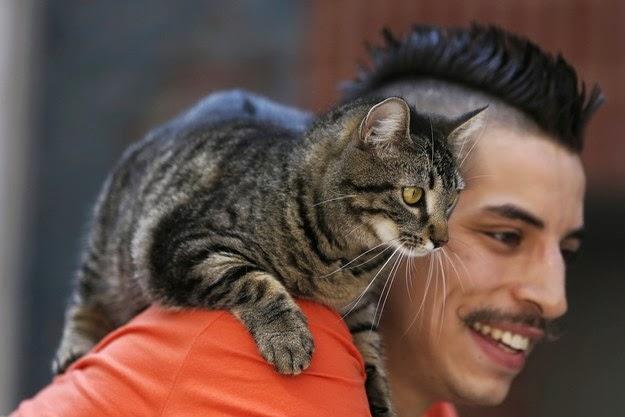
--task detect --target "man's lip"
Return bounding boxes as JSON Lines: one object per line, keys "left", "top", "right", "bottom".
{"left": 468, "top": 327, "right": 527, "bottom": 371}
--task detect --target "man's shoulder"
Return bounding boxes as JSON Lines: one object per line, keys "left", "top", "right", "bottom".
{"left": 121, "top": 300, "right": 365, "bottom": 379}
{"left": 11, "top": 301, "right": 370, "bottom": 417}
{"left": 122, "top": 301, "right": 369, "bottom": 417}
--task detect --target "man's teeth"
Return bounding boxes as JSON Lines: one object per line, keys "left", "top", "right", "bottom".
{"left": 472, "top": 322, "right": 530, "bottom": 351}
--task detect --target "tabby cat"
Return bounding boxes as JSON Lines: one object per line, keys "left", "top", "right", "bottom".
{"left": 54, "top": 96, "right": 483, "bottom": 416}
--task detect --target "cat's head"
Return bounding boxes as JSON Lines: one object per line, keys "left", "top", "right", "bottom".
{"left": 335, "top": 97, "right": 485, "bottom": 256}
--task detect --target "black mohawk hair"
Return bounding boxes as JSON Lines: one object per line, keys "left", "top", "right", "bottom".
{"left": 341, "top": 24, "right": 604, "bottom": 151}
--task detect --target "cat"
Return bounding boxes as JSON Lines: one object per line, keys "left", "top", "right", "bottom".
{"left": 53, "top": 95, "right": 483, "bottom": 416}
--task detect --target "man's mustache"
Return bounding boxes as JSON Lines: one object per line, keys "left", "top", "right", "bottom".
{"left": 462, "top": 308, "right": 562, "bottom": 341}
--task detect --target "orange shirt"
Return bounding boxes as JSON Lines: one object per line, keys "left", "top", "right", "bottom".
{"left": 11, "top": 300, "right": 456, "bottom": 417}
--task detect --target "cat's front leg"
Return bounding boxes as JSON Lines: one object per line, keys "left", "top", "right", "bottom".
{"left": 344, "top": 302, "right": 394, "bottom": 417}
{"left": 53, "top": 256, "right": 117, "bottom": 374}
{"left": 53, "top": 303, "right": 112, "bottom": 374}
{"left": 148, "top": 251, "right": 314, "bottom": 375}
{"left": 231, "top": 276, "right": 315, "bottom": 375}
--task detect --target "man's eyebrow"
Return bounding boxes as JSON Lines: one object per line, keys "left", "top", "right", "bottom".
{"left": 483, "top": 204, "right": 545, "bottom": 229}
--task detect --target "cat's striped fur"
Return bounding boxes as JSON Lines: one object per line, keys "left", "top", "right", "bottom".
{"left": 54, "top": 96, "right": 480, "bottom": 416}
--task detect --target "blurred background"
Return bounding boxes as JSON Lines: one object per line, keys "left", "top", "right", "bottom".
{"left": 1, "top": 1, "right": 623, "bottom": 416}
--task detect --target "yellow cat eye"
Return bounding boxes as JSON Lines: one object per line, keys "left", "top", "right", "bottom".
{"left": 402, "top": 186, "right": 424, "bottom": 206}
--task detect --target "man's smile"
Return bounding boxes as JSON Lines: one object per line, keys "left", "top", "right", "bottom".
{"left": 465, "top": 319, "right": 545, "bottom": 372}
{"left": 472, "top": 322, "right": 531, "bottom": 351}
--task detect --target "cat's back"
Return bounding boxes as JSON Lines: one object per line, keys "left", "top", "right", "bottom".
{"left": 87, "top": 116, "right": 303, "bottom": 303}
{"left": 141, "top": 117, "right": 299, "bottom": 168}
{"left": 108, "top": 117, "right": 301, "bottom": 199}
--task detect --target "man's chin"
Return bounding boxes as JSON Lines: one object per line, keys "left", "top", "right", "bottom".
{"left": 447, "top": 374, "right": 513, "bottom": 407}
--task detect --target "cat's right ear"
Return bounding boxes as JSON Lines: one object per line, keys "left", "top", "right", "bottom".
{"left": 359, "top": 97, "right": 410, "bottom": 149}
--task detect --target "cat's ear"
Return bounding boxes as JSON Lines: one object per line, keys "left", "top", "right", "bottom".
{"left": 359, "top": 97, "right": 410, "bottom": 148}
{"left": 446, "top": 106, "right": 488, "bottom": 155}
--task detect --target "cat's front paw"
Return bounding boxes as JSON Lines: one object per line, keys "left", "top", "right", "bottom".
{"left": 365, "top": 364, "right": 395, "bottom": 417}
{"left": 370, "top": 404, "right": 394, "bottom": 417}
{"left": 52, "top": 346, "right": 88, "bottom": 375}
{"left": 368, "top": 399, "right": 394, "bottom": 417}
{"left": 255, "top": 312, "right": 315, "bottom": 375}
{"left": 52, "top": 330, "right": 98, "bottom": 375}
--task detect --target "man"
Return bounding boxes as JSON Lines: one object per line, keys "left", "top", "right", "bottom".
{"left": 343, "top": 25, "right": 602, "bottom": 416}
{"left": 10, "top": 24, "right": 602, "bottom": 416}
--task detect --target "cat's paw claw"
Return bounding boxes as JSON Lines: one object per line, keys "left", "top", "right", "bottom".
{"left": 258, "top": 326, "right": 314, "bottom": 375}
{"left": 370, "top": 404, "right": 394, "bottom": 417}
{"left": 52, "top": 348, "right": 86, "bottom": 375}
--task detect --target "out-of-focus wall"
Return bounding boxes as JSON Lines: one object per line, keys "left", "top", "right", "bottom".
{"left": 12, "top": 0, "right": 310, "bottom": 408}
{"left": 0, "top": 1, "right": 39, "bottom": 413}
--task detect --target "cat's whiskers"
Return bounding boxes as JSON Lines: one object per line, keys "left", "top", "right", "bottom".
{"left": 404, "top": 250, "right": 412, "bottom": 302}
{"left": 440, "top": 247, "right": 465, "bottom": 292}
{"left": 373, "top": 248, "right": 405, "bottom": 329}
{"left": 344, "top": 244, "right": 397, "bottom": 272}
{"left": 341, "top": 245, "right": 402, "bottom": 319}
{"left": 447, "top": 247, "right": 475, "bottom": 288}
{"left": 421, "top": 253, "right": 435, "bottom": 330}
{"left": 448, "top": 237, "right": 487, "bottom": 264}
{"left": 428, "top": 252, "right": 440, "bottom": 340}
{"left": 312, "top": 194, "right": 357, "bottom": 207}
{"left": 436, "top": 252, "right": 447, "bottom": 342}
{"left": 372, "top": 250, "right": 402, "bottom": 326}
{"left": 322, "top": 238, "right": 397, "bottom": 278}
{"left": 406, "top": 248, "right": 417, "bottom": 301}
{"left": 410, "top": 249, "right": 417, "bottom": 292}
{"left": 402, "top": 252, "right": 434, "bottom": 338}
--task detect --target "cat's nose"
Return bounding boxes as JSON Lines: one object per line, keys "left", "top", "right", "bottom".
{"left": 431, "top": 237, "right": 448, "bottom": 248}
{"left": 429, "top": 223, "right": 448, "bottom": 248}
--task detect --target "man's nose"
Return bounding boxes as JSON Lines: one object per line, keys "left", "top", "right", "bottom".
{"left": 511, "top": 244, "right": 568, "bottom": 320}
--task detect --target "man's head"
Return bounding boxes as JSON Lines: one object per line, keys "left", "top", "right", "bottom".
{"left": 343, "top": 24, "right": 603, "bottom": 411}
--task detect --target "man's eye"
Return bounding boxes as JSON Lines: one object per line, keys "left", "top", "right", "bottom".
{"left": 561, "top": 249, "right": 580, "bottom": 266}
{"left": 486, "top": 231, "right": 521, "bottom": 247}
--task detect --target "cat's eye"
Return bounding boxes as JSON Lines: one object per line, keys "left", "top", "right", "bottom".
{"left": 402, "top": 186, "right": 423, "bottom": 206}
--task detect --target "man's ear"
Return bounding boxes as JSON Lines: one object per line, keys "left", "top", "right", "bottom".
{"left": 446, "top": 106, "right": 488, "bottom": 156}
{"left": 359, "top": 97, "right": 410, "bottom": 148}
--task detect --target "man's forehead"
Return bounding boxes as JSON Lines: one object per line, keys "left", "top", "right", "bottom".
{"left": 462, "top": 124, "right": 585, "bottom": 182}
{"left": 459, "top": 127, "right": 586, "bottom": 232}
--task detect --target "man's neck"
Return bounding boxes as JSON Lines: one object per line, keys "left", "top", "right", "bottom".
{"left": 386, "top": 364, "right": 433, "bottom": 417}
{"left": 380, "top": 309, "right": 441, "bottom": 417}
